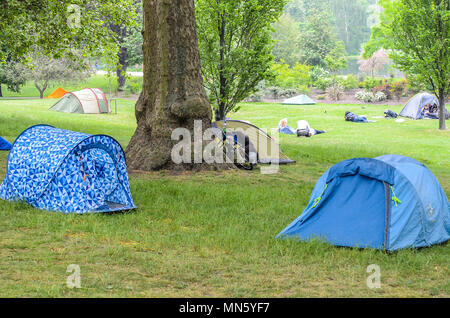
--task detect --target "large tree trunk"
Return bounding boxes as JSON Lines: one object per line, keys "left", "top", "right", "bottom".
{"left": 117, "top": 46, "right": 128, "bottom": 91}
{"left": 438, "top": 88, "right": 447, "bottom": 130}
{"left": 125, "top": 0, "right": 213, "bottom": 171}
{"left": 0, "top": 84, "right": 3, "bottom": 97}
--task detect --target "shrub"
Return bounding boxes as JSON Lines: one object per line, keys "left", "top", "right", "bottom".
{"left": 326, "top": 84, "right": 344, "bottom": 101}
{"left": 269, "top": 62, "right": 312, "bottom": 90}
{"left": 362, "top": 76, "right": 379, "bottom": 90}
{"left": 124, "top": 77, "right": 143, "bottom": 95}
{"left": 390, "top": 80, "right": 408, "bottom": 101}
{"left": 341, "top": 74, "right": 359, "bottom": 90}
{"left": 374, "top": 91, "right": 387, "bottom": 102}
{"left": 355, "top": 90, "right": 374, "bottom": 103}
{"left": 314, "top": 77, "right": 333, "bottom": 91}
{"left": 310, "top": 66, "right": 329, "bottom": 83}
{"left": 317, "top": 94, "right": 326, "bottom": 100}
{"left": 372, "top": 83, "right": 392, "bottom": 99}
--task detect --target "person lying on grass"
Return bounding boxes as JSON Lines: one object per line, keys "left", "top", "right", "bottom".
{"left": 296, "top": 120, "right": 326, "bottom": 138}
{"left": 278, "top": 118, "right": 326, "bottom": 137}
{"left": 345, "top": 111, "right": 375, "bottom": 123}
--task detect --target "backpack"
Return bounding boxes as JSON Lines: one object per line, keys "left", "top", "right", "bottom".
{"left": 384, "top": 109, "right": 398, "bottom": 118}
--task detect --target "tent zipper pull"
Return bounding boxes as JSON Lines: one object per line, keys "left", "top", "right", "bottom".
{"left": 312, "top": 184, "right": 328, "bottom": 208}
{"left": 390, "top": 185, "right": 401, "bottom": 207}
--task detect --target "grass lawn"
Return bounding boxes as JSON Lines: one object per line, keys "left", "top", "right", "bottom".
{"left": 0, "top": 75, "right": 142, "bottom": 98}
{"left": 0, "top": 99, "right": 448, "bottom": 298}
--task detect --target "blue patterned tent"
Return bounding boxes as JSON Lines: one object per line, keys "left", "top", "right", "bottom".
{"left": 0, "top": 125, "right": 136, "bottom": 213}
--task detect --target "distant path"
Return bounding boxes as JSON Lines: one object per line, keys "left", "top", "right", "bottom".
{"left": 0, "top": 97, "right": 41, "bottom": 100}
{"left": 95, "top": 70, "right": 143, "bottom": 77}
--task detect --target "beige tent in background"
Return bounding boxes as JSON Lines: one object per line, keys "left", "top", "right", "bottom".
{"left": 50, "top": 88, "right": 109, "bottom": 114}
{"left": 213, "top": 120, "right": 295, "bottom": 165}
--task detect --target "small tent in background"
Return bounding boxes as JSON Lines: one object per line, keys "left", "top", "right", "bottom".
{"left": 50, "top": 88, "right": 109, "bottom": 114}
{"left": 282, "top": 94, "right": 316, "bottom": 105}
{"left": 0, "top": 125, "right": 136, "bottom": 213}
{"left": 213, "top": 120, "right": 295, "bottom": 164}
{"left": 45, "top": 87, "right": 67, "bottom": 99}
{"left": 0, "top": 136, "right": 12, "bottom": 151}
{"left": 399, "top": 92, "right": 443, "bottom": 119}
{"left": 277, "top": 155, "right": 449, "bottom": 251}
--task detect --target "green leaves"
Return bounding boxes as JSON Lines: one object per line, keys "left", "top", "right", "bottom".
{"left": 196, "top": 0, "right": 287, "bottom": 119}
{"left": 0, "top": 0, "right": 136, "bottom": 66}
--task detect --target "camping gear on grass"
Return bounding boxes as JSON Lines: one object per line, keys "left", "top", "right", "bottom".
{"left": 384, "top": 109, "right": 398, "bottom": 119}
{"left": 214, "top": 120, "right": 295, "bottom": 165}
{"left": 50, "top": 88, "right": 110, "bottom": 114}
{"left": 0, "top": 136, "right": 12, "bottom": 151}
{"left": 45, "top": 87, "right": 68, "bottom": 99}
{"left": 282, "top": 94, "right": 316, "bottom": 105}
{"left": 399, "top": 92, "right": 449, "bottom": 120}
{"left": 277, "top": 155, "right": 450, "bottom": 251}
{"left": 0, "top": 125, "right": 136, "bottom": 213}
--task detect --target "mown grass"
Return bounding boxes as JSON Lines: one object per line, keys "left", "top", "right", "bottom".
{"left": 0, "top": 99, "right": 448, "bottom": 298}
{"left": 0, "top": 75, "right": 142, "bottom": 98}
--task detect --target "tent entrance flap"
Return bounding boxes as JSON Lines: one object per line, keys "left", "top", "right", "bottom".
{"left": 295, "top": 174, "right": 388, "bottom": 249}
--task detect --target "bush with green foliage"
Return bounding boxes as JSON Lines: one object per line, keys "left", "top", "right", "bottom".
{"left": 372, "top": 83, "right": 392, "bottom": 99}
{"left": 390, "top": 79, "right": 408, "bottom": 101}
{"left": 374, "top": 91, "right": 387, "bottom": 102}
{"left": 340, "top": 74, "right": 359, "bottom": 90}
{"left": 362, "top": 76, "right": 380, "bottom": 90}
{"left": 269, "top": 62, "right": 311, "bottom": 90}
{"left": 355, "top": 90, "right": 375, "bottom": 103}
{"left": 314, "top": 77, "right": 333, "bottom": 91}
{"left": 124, "top": 77, "right": 142, "bottom": 95}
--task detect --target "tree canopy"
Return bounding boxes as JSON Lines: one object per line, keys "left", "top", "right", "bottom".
{"left": 0, "top": 0, "right": 136, "bottom": 63}
{"left": 367, "top": 0, "right": 449, "bottom": 130}
{"left": 196, "top": 0, "right": 287, "bottom": 120}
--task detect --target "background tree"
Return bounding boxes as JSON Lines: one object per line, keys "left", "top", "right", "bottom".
{"left": 108, "top": 0, "right": 143, "bottom": 91}
{"left": 297, "top": 10, "right": 339, "bottom": 67}
{"left": 280, "top": 0, "right": 373, "bottom": 57}
{"left": 272, "top": 14, "right": 302, "bottom": 66}
{"left": 0, "top": 51, "right": 26, "bottom": 97}
{"left": 324, "top": 41, "right": 348, "bottom": 100}
{"left": 196, "top": 0, "right": 287, "bottom": 120}
{"left": 358, "top": 48, "right": 390, "bottom": 76}
{"left": 378, "top": 0, "right": 449, "bottom": 130}
{"left": 25, "top": 51, "right": 91, "bottom": 98}
{"left": 0, "top": 1, "right": 134, "bottom": 64}
{"left": 125, "top": 0, "right": 213, "bottom": 171}
{"left": 330, "top": 0, "right": 371, "bottom": 55}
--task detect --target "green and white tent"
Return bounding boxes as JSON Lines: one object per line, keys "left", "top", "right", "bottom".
{"left": 50, "top": 88, "right": 110, "bottom": 114}
{"left": 282, "top": 94, "right": 316, "bottom": 105}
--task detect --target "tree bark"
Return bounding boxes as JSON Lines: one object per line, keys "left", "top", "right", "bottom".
{"left": 117, "top": 46, "right": 129, "bottom": 91}
{"left": 125, "top": 0, "right": 214, "bottom": 171}
{"left": 0, "top": 84, "right": 3, "bottom": 97}
{"left": 438, "top": 88, "right": 447, "bottom": 130}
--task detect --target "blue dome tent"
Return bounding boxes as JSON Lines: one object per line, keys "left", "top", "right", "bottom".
{"left": 0, "top": 136, "right": 12, "bottom": 151}
{"left": 0, "top": 125, "right": 136, "bottom": 213}
{"left": 277, "top": 155, "right": 450, "bottom": 251}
